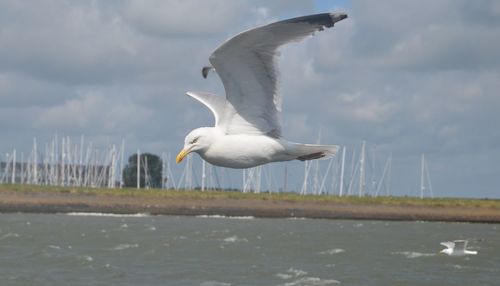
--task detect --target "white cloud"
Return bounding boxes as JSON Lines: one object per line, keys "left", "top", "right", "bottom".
{"left": 334, "top": 92, "right": 398, "bottom": 123}
{"left": 123, "top": 0, "right": 243, "bottom": 37}
{"left": 35, "top": 91, "right": 152, "bottom": 132}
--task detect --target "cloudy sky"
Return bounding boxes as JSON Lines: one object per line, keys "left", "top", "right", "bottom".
{"left": 1, "top": 0, "right": 499, "bottom": 198}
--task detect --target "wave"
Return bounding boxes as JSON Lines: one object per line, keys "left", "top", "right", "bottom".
{"left": 277, "top": 277, "right": 340, "bottom": 286}
{"left": 392, "top": 251, "right": 436, "bottom": 259}
{"left": 112, "top": 243, "right": 139, "bottom": 251}
{"left": 196, "top": 215, "right": 255, "bottom": 220}
{"left": 0, "top": 233, "right": 20, "bottom": 240}
{"left": 276, "top": 268, "right": 340, "bottom": 285}
{"left": 222, "top": 236, "right": 248, "bottom": 243}
{"left": 319, "top": 248, "right": 345, "bottom": 255}
{"left": 285, "top": 268, "right": 307, "bottom": 277}
{"left": 66, "top": 212, "right": 149, "bottom": 218}
{"left": 200, "top": 281, "right": 231, "bottom": 286}
{"left": 78, "top": 255, "right": 93, "bottom": 262}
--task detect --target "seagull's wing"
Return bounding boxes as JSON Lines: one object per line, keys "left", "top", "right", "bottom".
{"left": 440, "top": 241, "right": 455, "bottom": 249}
{"left": 453, "top": 240, "right": 468, "bottom": 251}
{"left": 210, "top": 12, "right": 347, "bottom": 136}
{"left": 186, "top": 91, "right": 226, "bottom": 126}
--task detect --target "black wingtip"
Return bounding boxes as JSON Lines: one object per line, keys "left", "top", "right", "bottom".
{"left": 201, "top": 66, "right": 210, "bottom": 79}
{"left": 282, "top": 12, "right": 348, "bottom": 29}
{"left": 329, "top": 13, "right": 348, "bottom": 25}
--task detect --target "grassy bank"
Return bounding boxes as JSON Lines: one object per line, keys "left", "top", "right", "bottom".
{"left": 1, "top": 184, "right": 499, "bottom": 209}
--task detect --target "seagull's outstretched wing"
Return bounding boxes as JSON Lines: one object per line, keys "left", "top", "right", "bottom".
{"left": 186, "top": 91, "right": 226, "bottom": 126}
{"left": 440, "top": 241, "right": 455, "bottom": 249}
{"left": 210, "top": 12, "right": 347, "bottom": 136}
{"left": 453, "top": 240, "right": 468, "bottom": 251}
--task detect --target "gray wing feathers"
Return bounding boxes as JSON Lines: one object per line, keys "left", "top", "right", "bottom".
{"left": 440, "top": 241, "right": 455, "bottom": 249}
{"left": 453, "top": 240, "right": 467, "bottom": 250}
{"left": 209, "top": 13, "right": 347, "bottom": 136}
{"left": 293, "top": 143, "right": 340, "bottom": 161}
{"left": 186, "top": 91, "right": 226, "bottom": 126}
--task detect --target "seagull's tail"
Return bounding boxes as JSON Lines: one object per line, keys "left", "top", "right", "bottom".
{"left": 291, "top": 143, "right": 340, "bottom": 161}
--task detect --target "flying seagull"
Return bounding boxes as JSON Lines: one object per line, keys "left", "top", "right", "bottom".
{"left": 440, "top": 240, "right": 478, "bottom": 256}
{"left": 176, "top": 12, "right": 348, "bottom": 169}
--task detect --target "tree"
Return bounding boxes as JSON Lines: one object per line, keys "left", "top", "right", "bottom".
{"left": 122, "top": 153, "right": 163, "bottom": 188}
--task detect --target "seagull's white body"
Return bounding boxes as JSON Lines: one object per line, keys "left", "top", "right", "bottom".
{"left": 176, "top": 13, "right": 348, "bottom": 169}
{"left": 201, "top": 132, "right": 291, "bottom": 169}
{"left": 440, "top": 240, "right": 478, "bottom": 256}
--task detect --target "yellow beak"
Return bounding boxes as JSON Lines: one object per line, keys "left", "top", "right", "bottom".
{"left": 176, "top": 148, "right": 190, "bottom": 163}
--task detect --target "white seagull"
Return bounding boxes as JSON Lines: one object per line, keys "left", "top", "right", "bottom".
{"left": 176, "top": 13, "right": 348, "bottom": 169}
{"left": 439, "top": 240, "right": 478, "bottom": 256}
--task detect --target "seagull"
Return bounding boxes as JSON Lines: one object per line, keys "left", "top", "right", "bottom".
{"left": 439, "top": 240, "right": 478, "bottom": 256}
{"left": 176, "top": 12, "right": 348, "bottom": 169}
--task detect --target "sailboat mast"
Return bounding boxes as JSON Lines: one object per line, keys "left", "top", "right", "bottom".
{"left": 359, "top": 141, "right": 366, "bottom": 197}
{"left": 420, "top": 154, "right": 425, "bottom": 199}
{"left": 283, "top": 166, "right": 288, "bottom": 193}
{"left": 339, "top": 146, "right": 346, "bottom": 196}
{"left": 137, "top": 150, "right": 140, "bottom": 189}
{"left": 11, "top": 149, "right": 16, "bottom": 184}
{"left": 201, "top": 160, "right": 206, "bottom": 192}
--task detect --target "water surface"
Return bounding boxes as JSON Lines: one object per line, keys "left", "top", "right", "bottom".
{"left": 0, "top": 213, "right": 498, "bottom": 285}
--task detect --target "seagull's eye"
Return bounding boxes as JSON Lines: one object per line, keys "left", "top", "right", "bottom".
{"left": 190, "top": 137, "right": 199, "bottom": 144}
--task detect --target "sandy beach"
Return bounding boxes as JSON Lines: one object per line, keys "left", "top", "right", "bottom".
{"left": 0, "top": 189, "right": 499, "bottom": 223}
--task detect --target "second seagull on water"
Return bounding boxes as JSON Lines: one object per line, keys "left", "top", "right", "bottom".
{"left": 176, "top": 12, "right": 348, "bottom": 169}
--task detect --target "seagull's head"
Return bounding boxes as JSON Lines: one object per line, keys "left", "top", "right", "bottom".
{"left": 176, "top": 127, "right": 215, "bottom": 163}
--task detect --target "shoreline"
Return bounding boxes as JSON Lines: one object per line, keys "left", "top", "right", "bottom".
{"left": 1, "top": 189, "right": 500, "bottom": 223}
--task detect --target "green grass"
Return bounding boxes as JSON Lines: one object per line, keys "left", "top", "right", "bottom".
{"left": 1, "top": 184, "right": 499, "bottom": 209}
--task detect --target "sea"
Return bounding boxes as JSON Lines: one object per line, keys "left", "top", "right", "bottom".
{"left": 0, "top": 213, "right": 498, "bottom": 286}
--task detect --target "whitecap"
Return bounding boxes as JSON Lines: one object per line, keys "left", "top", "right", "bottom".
{"left": 279, "top": 277, "right": 340, "bottom": 286}
{"left": 319, "top": 248, "right": 345, "bottom": 255}
{"left": 48, "top": 245, "right": 61, "bottom": 250}
{"left": 222, "top": 236, "right": 248, "bottom": 243}
{"left": 200, "top": 281, "right": 231, "bottom": 286}
{"left": 0, "top": 233, "right": 19, "bottom": 240}
{"left": 113, "top": 244, "right": 139, "bottom": 251}
{"left": 287, "top": 217, "right": 307, "bottom": 220}
{"left": 276, "top": 273, "right": 293, "bottom": 280}
{"left": 67, "top": 212, "right": 149, "bottom": 218}
{"left": 287, "top": 268, "right": 308, "bottom": 277}
{"left": 196, "top": 215, "right": 255, "bottom": 220}
{"left": 392, "top": 251, "right": 436, "bottom": 259}
{"left": 79, "top": 255, "right": 93, "bottom": 262}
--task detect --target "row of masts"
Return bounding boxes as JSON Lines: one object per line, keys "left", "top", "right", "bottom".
{"left": 168, "top": 139, "right": 430, "bottom": 197}
{"left": 0, "top": 135, "right": 433, "bottom": 197}
{"left": 0, "top": 136, "right": 125, "bottom": 188}
{"left": 298, "top": 141, "right": 393, "bottom": 197}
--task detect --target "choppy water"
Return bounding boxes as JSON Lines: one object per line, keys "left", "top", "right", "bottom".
{"left": 0, "top": 213, "right": 499, "bottom": 285}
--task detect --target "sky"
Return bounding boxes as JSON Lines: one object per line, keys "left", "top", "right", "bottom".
{"left": 0, "top": 0, "right": 499, "bottom": 198}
